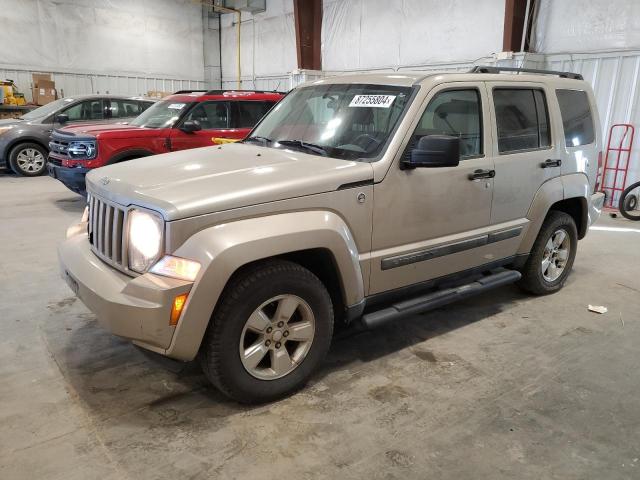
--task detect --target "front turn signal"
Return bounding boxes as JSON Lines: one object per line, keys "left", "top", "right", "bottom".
{"left": 170, "top": 293, "right": 189, "bottom": 326}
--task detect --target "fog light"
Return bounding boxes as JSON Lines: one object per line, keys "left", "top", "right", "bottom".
{"left": 170, "top": 293, "right": 188, "bottom": 326}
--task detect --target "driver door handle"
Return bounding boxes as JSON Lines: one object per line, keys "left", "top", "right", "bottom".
{"left": 469, "top": 168, "right": 495, "bottom": 180}
{"left": 541, "top": 158, "right": 562, "bottom": 168}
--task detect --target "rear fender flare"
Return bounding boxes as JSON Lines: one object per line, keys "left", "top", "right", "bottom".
{"left": 165, "top": 210, "right": 364, "bottom": 360}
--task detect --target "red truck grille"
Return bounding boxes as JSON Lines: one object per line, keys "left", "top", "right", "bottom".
{"left": 87, "top": 193, "right": 129, "bottom": 272}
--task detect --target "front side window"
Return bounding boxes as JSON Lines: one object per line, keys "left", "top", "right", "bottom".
{"left": 493, "top": 88, "right": 550, "bottom": 153}
{"left": 129, "top": 100, "right": 193, "bottom": 129}
{"left": 410, "top": 89, "right": 482, "bottom": 158}
{"left": 63, "top": 100, "right": 104, "bottom": 121}
{"left": 247, "top": 83, "right": 413, "bottom": 161}
{"left": 556, "top": 89, "right": 595, "bottom": 147}
{"left": 182, "top": 102, "right": 229, "bottom": 129}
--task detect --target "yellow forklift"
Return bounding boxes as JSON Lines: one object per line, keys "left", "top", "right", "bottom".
{"left": 0, "top": 79, "right": 26, "bottom": 106}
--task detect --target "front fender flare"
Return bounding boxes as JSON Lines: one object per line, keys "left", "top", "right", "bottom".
{"left": 165, "top": 210, "right": 364, "bottom": 360}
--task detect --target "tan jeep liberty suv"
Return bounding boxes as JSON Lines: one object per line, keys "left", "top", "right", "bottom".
{"left": 59, "top": 66, "right": 605, "bottom": 403}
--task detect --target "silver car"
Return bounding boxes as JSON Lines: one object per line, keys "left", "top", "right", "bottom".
{"left": 0, "top": 95, "right": 154, "bottom": 176}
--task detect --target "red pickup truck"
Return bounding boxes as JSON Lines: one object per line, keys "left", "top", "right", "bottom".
{"left": 48, "top": 89, "right": 284, "bottom": 195}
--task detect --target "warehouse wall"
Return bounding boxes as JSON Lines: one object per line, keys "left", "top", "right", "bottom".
{"left": 322, "top": 0, "right": 504, "bottom": 72}
{"left": 219, "top": 0, "right": 505, "bottom": 89}
{"left": 220, "top": 0, "right": 296, "bottom": 90}
{"left": 0, "top": 0, "right": 206, "bottom": 99}
{"left": 533, "top": 0, "right": 640, "bottom": 53}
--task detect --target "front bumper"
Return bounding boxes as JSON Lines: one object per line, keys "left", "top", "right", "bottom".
{"left": 48, "top": 162, "right": 90, "bottom": 196}
{"left": 589, "top": 191, "right": 605, "bottom": 226}
{"left": 58, "top": 228, "right": 192, "bottom": 355}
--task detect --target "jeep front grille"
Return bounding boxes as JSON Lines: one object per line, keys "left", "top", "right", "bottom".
{"left": 87, "top": 193, "right": 128, "bottom": 271}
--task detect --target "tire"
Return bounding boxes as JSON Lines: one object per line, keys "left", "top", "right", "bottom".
{"left": 200, "top": 260, "right": 334, "bottom": 403}
{"left": 618, "top": 181, "right": 640, "bottom": 221}
{"left": 9, "top": 143, "right": 48, "bottom": 177}
{"left": 517, "top": 211, "right": 578, "bottom": 295}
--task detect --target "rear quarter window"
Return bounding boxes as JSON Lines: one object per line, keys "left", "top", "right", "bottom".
{"left": 556, "top": 89, "right": 595, "bottom": 147}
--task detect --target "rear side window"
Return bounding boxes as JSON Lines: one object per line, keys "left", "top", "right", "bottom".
{"left": 236, "top": 101, "right": 274, "bottom": 128}
{"left": 411, "top": 89, "right": 482, "bottom": 158}
{"left": 493, "top": 89, "right": 550, "bottom": 153}
{"left": 107, "top": 100, "right": 146, "bottom": 119}
{"left": 556, "top": 89, "right": 594, "bottom": 147}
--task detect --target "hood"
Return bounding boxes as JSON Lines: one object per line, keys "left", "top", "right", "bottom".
{"left": 55, "top": 123, "right": 142, "bottom": 137}
{"left": 0, "top": 118, "right": 23, "bottom": 127}
{"left": 87, "top": 143, "right": 374, "bottom": 221}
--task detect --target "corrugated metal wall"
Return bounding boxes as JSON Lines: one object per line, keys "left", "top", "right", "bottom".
{"left": 1, "top": 67, "right": 206, "bottom": 101}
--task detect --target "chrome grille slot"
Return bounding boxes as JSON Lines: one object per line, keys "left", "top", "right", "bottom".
{"left": 87, "top": 193, "right": 129, "bottom": 272}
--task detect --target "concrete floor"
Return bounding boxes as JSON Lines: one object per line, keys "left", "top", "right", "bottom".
{"left": 1, "top": 171, "right": 639, "bottom": 480}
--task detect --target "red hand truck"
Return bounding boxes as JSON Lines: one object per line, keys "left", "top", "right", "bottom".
{"left": 601, "top": 123, "right": 635, "bottom": 208}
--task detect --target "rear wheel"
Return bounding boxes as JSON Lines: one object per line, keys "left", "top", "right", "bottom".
{"left": 199, "top": 260, "right": 334, "bottom": 403}
{"left": 9, "top": 143, "right": 47, "bottom": 176}
{"left": 518, "top": 211, "right": 578, "bottom": 295}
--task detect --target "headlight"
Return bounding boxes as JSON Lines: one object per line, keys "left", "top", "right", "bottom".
{"left": 127, "top": 209, "right": 164, "bottom": 273}
{"left": 0, "top": 126, "right": 14, "bottom": 136}
{"left": 67, "top": 140, "right": 97, "bottom": 159}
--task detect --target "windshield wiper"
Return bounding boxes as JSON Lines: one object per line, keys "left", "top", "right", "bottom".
{"left": 244, "top": 135, "right": 272, "bottom": 145}
{"left": 276, "top": 139, "right": 328, "bottom": 156}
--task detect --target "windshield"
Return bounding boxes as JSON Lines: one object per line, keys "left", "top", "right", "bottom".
{"left": 20, "top": 98, "right": 77, "bottom": 121}
{"left": 129, "top": 100, "right": 192, "bottom": 128}
{"left": 247, "top": 84, "right": 413, "bottom": 161}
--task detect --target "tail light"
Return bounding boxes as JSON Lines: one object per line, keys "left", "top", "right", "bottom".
{"left": 594, "top": 150, "right": 603, "bottom": 193}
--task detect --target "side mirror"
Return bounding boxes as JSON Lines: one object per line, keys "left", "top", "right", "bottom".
{"left": 403, "top": 135, "right": 460, "bottom": 169}
{"left": 180, "top": 120, "right": 202, "bottom": 133}
{"left": 55, "top": 114, "right": 69, "bottom": 124}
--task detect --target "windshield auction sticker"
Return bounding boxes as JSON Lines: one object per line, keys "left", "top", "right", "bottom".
{"left": 349, "top": 95, "right": 396, "bottom": 108}
{"left": 168, "top": 103, "right": 186, "bottom": 110}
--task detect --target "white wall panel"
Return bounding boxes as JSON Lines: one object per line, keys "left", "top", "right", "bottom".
{"left": 220, "top": 0, "right": 296, "bottom": 90}
{"left": 322, "top": 0, "right": 504, "bottom": 71}
{"left": 533, "top": 0, "right": 640, "bottom": 53}
{"left": 0, "top": 67, "right": 205, "bottom": 102}
{"left": 0, "top": 0, "right": 205, "bottom": 80}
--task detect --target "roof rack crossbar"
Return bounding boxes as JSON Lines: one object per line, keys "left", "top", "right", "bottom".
{"left": 469, "top": 65, "right": 583, "bottom": 80}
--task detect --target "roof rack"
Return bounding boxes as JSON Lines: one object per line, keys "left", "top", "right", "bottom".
{"left": 173, "top": 89, "right": 209, "bottom": 94}
{"left": 469, "top": 65, "right": 583, "bottom": 80}
{"left": 173, "top": 89, "right": 285, "bottom": 95}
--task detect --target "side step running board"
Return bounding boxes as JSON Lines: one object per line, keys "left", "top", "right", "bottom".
{"left": 361, "top": 268, "right": 521, "bottom": 329}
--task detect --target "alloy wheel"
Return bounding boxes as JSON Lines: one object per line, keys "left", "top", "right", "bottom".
{"left": 16, "top": 148, "right": 45, "bottom": 173}
{"left": 541, "top": 228, "right": 570, "bottom": 282}
{"left": 239, "top": 294, "right": 315, "bottom": 380}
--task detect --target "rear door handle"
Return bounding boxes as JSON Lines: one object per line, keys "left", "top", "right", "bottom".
{"left": 541, "top": 158, "right": 562, "bottom": 168}
{"left": 469, "top": 168, "right": 495, "bottom": 180}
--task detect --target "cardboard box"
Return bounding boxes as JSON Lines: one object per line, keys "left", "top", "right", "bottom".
{"left": 32, "top": 86, "right": 56, "bottom": 105}
{"left": 32, "top": 73, "right": 52, "bottom": 85}
{"left": 31, "top": 74, "right": 57, "bottom": 105}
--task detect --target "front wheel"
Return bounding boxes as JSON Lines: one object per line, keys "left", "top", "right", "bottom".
{"left": 619, "top": 181, "right": 640, "bottom": 221}
{"left": 200, "top": 260, "right": 334, "bottom": 403}
{"left": 9, "top": 143, "right": 48, "bottom": 176}
{"left": 518, "top": 211, "right": 578, "bottom": 295}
